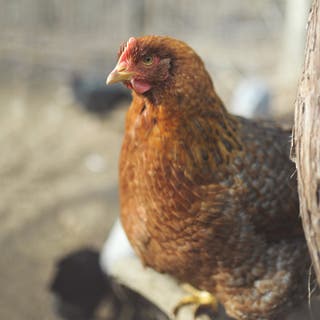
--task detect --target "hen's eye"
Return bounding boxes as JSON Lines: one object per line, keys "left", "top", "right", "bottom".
{"left": 142, "top": 55, "right": 154, "bottom": 66}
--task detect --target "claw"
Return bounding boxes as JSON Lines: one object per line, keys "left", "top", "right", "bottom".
{"left": 173, "top": 284, "right": 218, "bottom": 319}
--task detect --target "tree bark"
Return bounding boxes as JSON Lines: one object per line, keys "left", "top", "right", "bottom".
{"left": 291, "top": 0, "right": 320, "bottom": 284}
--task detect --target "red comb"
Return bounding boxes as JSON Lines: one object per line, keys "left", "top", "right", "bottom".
{"left": 119, "top": 37, "right": 137, "bottom": 63}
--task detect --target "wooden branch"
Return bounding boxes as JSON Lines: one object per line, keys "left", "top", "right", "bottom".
{"left": 291, "top": 0, "right": 320, "bottom": 284}
{"left": 111, "top": 257, "right": 195, "bottom": 320}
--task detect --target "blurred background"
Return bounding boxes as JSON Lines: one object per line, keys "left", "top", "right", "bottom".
{"left": 0, "top": 0, "right": 310, "bottom": 319}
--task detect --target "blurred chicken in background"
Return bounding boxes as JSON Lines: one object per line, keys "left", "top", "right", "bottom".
{"left": 70, "top": 72, "right": 131, "bottom": 116}
{"left": 229, "top": 77, "right": 271, "bottom": 119}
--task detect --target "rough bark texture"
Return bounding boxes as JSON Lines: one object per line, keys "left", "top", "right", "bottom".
{"left": 291, "top": 0, "right": 320, "bottom": 285}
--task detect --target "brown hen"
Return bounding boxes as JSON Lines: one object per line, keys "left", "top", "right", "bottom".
{"left": 107, "top": 36, "right": 310, "bottom": 320}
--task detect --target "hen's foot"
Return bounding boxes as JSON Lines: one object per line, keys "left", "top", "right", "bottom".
{"left": 173, "top": 284, "right": 218, "bottom": 319}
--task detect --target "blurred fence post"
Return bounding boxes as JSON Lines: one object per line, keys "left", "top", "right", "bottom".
{"left": 128, "top": 0, "right": 146, "bottom": 35}
{"left": 291, "top": 0, "right": 320, "bottom": 285}
{"left": 280, "top": 0, "right": 310, "bottom": 81}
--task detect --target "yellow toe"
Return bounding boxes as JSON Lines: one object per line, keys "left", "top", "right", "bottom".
{"left": 173, "top": 284, "right": 218, "bottom": 318}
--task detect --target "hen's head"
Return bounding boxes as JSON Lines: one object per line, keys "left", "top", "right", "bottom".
{"left": 106, "top": 36, "right": 213, "bottom": 100}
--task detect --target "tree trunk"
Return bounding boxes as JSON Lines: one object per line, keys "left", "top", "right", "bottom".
{"left": 291, "top": 0, "right": 320, "bottom": 285}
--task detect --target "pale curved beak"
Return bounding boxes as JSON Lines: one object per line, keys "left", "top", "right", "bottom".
{"left": 106, "top": 63, "right": 134, "bottom": 85}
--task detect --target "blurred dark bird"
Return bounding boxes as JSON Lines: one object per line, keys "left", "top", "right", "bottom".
{"left": 50, "top": 248, "right": 109, "bottom": 320}
{"left": 49, "top": 248, "right": 170, "bottom": 320}
{"left": 106, "top": 35, "right": 311, "bottom": 320}
{"left": 70, "top": 72, "right": 131, "bottom": 115}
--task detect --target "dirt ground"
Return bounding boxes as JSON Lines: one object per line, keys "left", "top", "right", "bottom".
{"left": 0, "top": 69, "right": 128, "bottom": 319}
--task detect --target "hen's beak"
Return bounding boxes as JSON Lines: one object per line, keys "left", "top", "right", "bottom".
{"left": 106, "top": 62, "right": 134, "bottom": 85}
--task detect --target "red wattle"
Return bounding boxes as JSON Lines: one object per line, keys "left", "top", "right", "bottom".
{"left": 131, "top": 79, "right": 151, "bottom": 94}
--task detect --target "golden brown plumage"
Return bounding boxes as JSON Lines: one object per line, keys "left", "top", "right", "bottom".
{"left": 107, "top": 36, "right": 310, "bottom": 320}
